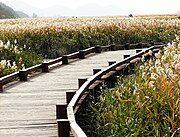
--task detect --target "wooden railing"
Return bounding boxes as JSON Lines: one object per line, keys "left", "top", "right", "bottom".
{"left": 55, "top": 43, "right": 166, "bottom": 137}
{"left": 0, "top": 41, "right": 165, "bottom": 136}
{"left": 0, "top": 42, "right": 164, "bottom": 93}
{"left": 0, "top": 45, "right": 103, "bottom": 92}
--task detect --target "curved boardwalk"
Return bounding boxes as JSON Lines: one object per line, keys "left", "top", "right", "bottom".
{"left": 0, "top": 49, "right": 137, "bottom": 137}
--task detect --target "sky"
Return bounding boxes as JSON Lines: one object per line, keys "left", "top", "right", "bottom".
{"left": 1, "top": 0, "right": 180, "bottom": 15}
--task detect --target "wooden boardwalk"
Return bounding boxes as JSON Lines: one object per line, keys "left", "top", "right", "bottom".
{"left": 0, "top": 49, "right": 137, "bottom": 137}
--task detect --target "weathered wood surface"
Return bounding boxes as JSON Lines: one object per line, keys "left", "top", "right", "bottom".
{"left": 0, "top": 49, "right": 137, "bottom": 137}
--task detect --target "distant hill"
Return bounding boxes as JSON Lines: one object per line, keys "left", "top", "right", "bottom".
{"left": 4, "top": 0, "right": 37, "bottom": 17}
{"left": 0, "top": 2, "right": 19, "bottom": 19}
{"left": 16, "top": 11, "right": 29, "bottom": 18}
{"left": 0, "top": 2, "right": 29, "bottom": 19}
{"left": 4, "top": 0, "right": 141, "bottom": 17}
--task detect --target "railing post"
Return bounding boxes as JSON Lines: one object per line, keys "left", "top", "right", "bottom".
{"left": 56, "top": 104, "right": 67, "bottom": 119}
{"left": 93, "top": 68, "right": 101, "bottom": 75}
{"left": 95, "top": 45, "right": 101, "bottom": 53}
{"left": 62, "top": 55, "right": 68, "bottom": 64}
{"left": 0, "top": 80, "right": 3, "bottom": 92}
{"left": 108, "top": 61, "right": 116, "bottom": 66}
{"left": 57, "top": 119, "right": 70, "bottom": 137}
{"left": 150, "top": 41, "right": 154, "bottom": 46}
{"left": 124, "top": 55, "right": 130, "bottom": 59}
{"left": 19, "top": 70, "right": 28, "bottom": 81}
{"left": 78, "top": 78, "right": 87, "bottom": 88}
{"left": 129, "top": 62, "right": 136, "bottom": 74}
{"left": 42, "top": 62, "right": 49, "bottom": 72}
{"left": 136, "top": 49, "right": 142, "bottom": 53}
{"left": 66, "top": 92, "right": 75, "bottom": 104}
{"left": 78, "top": 50, "right": 85, "bottom": 59}
{"left": 138, "top": 42, "right": 143, "bottom": 48}
{"left": 123, "top": 54, "right": 131, "bottom": 75}
{"left": 110, "top": 44, "right": 116, "bottom": 51}
{"left": 142, "top": 43, "right": 148, "bottom": 48}
{"left": 125, "top": 43, "right": 130, "bottom": 50}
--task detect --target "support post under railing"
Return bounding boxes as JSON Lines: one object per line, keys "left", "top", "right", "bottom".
{"left": 66, "top": 92, "right": 76, "bottom": 104}
{"left": 42, "top": 62, "right": 49, "bottom": 72}
{"left": 19, "top": 70, "right": 28, "bottom": 81}
{"left": 108, "top": 61, "right": 116, "bottom": 66}
{"left": 78, "top": 78, "right": 87, "bottom": 88}
{"left": 150, "top": 41, "right": 154, "bottom": 46}
{"left": 124, "top": 55, "right": 130, "bottom": 59}
{"left": 56, "top": 104, "right": 67, "bottom": 119}
{"left": 95, "top": 45, "right": 101, "bottom": 53}
{"left": 110, "top": 44, "right": 116, "bottom": 51}
{"left": 78, "top": 50, "right": 85, "bottom": 59}
{"left": 123, "top": 54, "right": 131, "bottom": 75}
{"left": 142, "top": 43, "right": 148, "bottom": 48}
{"left": 57, "top": 119, "right": 70, "bottom": 137}
{"left": 62, "top": 55, "right": 68, "bottom": 64}
{"left": 125, "top": 43, "right": 130, "bottom": 50}
{"left": 138, "top": 42, "right": 143, "bottom": 48}
{"left": 0, "top": 80, "right": 3, "bottom": 92}
{"left": 93, "top": 69, "right": 101, "bottom": 75}
{"left": 136, "top": 49, "right": 142, "bottom": 53}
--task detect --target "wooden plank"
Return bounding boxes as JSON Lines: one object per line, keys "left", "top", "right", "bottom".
{"left": 0, "top": 49, "right": 139, "bottom": 137}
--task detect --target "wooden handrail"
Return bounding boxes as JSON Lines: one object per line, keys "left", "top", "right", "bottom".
{"left": 66, "top": 44, "right": 165, "bottom": 137}
{"left": 0, "top": 71, "right": 19, "bottom": 82}
{"left": 48, "top": 57, "right": 62, "bottom": 65}
{"left": 67, "top": 52, "right": 79, "bottom": 59}
{"left": 26, "top": 64, "right": 42, "bottom": 72}
{"left": 0, "top": 41, "right": 165, "bottom": 136}
{"left": 0, "top": 41, "right": 165, "bottom": 92}
{"left": 0, "top": 43, "right": 124, "bottom": 92}
{"left": 68, "top": 50, "right": 143, "bottom": 108}
{"left": 71, "top": 123, "right": 87, "bottom": 137}
{"left": 83, "top": 47, "right": 95, "bottom": 55}
{"left": 101, "top": 45, "right": 111, "bottom": 51}
{"left": 0, "top": 46, "right": 98, "bottom": 92}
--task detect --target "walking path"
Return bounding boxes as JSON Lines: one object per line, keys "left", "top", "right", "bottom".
{"left": 0, "top": 49, "right": 137, "bottom": 137}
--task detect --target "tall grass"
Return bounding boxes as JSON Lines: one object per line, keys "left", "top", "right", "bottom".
{"left": 76, "top": 39, "right": 180, "bottom": 137}
{"left": 0, "top": 15, "right": 180, "bottom": 58}
{"left": 0, "top": 40, "right": 43, "bottom": 77}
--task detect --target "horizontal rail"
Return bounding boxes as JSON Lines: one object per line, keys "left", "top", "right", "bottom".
{"left": 71, "top": 123, "right": 87, "bottom": 137}
{"left": 83, "top": 47, "right": 95, "bottom": 55}
{"left": 48, "top": 57, "right": 63, "bottom": 65}
{"left": 101, "top": 45, "right": 110, "bottom": 50}
{"left": 67, "top": 52, "right": 79, "bottom": 59}
{"left": 26, "top": 64, "right": 42, "bottom": 73}
{"left": 66, "top": 44, "right": 165, "bottom": 137}
{"left": 0, "top": 42, "right": 130, "bottom": 92}
{"left": 0, "top": 46, "right": 98, "bottom": 92}
{"left": 0, "top": 71, "right": 19, "bottom": 84}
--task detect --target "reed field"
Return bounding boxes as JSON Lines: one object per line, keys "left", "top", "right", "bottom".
{"left": 0, "top": 14, "right": 180, "bottom": 135}
{"left": 0, "top": 15, "right": 180, "bottom": 58}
